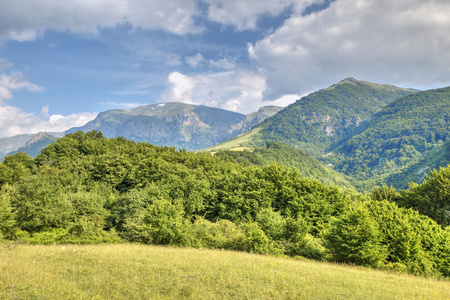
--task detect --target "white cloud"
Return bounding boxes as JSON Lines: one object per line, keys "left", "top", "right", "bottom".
{"left": 165, "top": 53, "right": 182, "bottom": 67}
{"left": 203, "top": 0, "right": 315, "bottom": 30}
{"left": 0, "top": 0, "right": 202, "bottom": 41}
{"left": 48, "top": 114, "right": 64, "bottom": 122}
{"left": 209, "top": 57, "right": 236, "bottom": 70}
{"left": 265, "top": 94, "right": 300, "bottom": 107}
{"left": 0, "top": 103, "right": 97, "bottom": 137}
{"left": 41, "top": 105, "right": 49, "bottom": 118}
{"left": 102, "top": 102, "right": 145, "bottom": 108}
{"left": 0, "top": 58, "right": 14, "bottom": 72}
{"left": 0, "top": 59, "right": 95, "bottom": 137}
{"left": 162, "top": 69, "right": 268, "bottom": 113}
{"left": 186, "top": 53, "right": 204, "bottom": 68}
{"left": 46, "top": 112, "right": 97, "bottom": 130}
{"left": 164, "top": 71, "right": 195, "bottom": 103}
{"left": 0, "top": 70, "right": 44, "bottom": 102}
{"left": 249, "top": 0, "right": 450, "bottom": 99}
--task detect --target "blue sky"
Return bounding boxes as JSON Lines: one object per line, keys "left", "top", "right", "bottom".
{"left": 0, "top": 0, "right": 449, "bottom": 137}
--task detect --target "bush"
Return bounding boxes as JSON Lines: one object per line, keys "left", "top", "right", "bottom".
{"left": 366, "top": 200, "right": 442, "bottom": 277}
{"left": 242, "top": 222, "right": 277, "bottom": 254}
{"left": 191, "top": 217, "right": 245, "bottom": 250}
{"left": 143, "top": 199, "right": 192, "bottom": 246}
{"left": 286, "top": 234, "right": 326, "bottom": 260}
{"left": 399, "top": 165, "right": 450, "bottom": 226}
{"left": 324, "top": 205, "right": 387, "bottom": 267}
{"left": 0, "top": 185, "right": 16, "bottom": 237}
{"left": 255, "top": 208, "right": 286, "bottom": 240}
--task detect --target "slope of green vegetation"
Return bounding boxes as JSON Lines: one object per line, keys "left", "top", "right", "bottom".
{"left": 7, "top": 132, "right": 58, "bottom": 158}
{"left": 205, "top": 78, "right": 416, "bottom": 155}
{"left": 0, "top": 134, "right": 34, "bottom": 159}
{"left": 214, "top": 141, "right": 354, "bottom": 189}
{"left": 386, "top": 139, "right": 450, "bottom": 189}
{"left": 203, "top": 126, "right": 266, "bottom": 151}
{"left": 1, "top": 131, "right": 449, "bottom": 278}
{"left": 257, "top": 78, "right": 417, "bottom": 155}
{"left": 1, "top": 243, "right": 449, "bottom": 300}
{"left": 331, "top": 87, "right": 450, "bottom": 186}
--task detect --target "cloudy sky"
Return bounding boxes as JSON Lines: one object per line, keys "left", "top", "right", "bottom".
{"left": 0, "top": 0, "right": 449, "bottom": 137}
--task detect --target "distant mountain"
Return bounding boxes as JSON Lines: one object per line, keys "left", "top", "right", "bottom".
{"left": 329, "top": 87, "right": 450, "bottom": 188}
{"left": 65, "top": 102, "right": 280, "bottom": 151}
{"left": 207, "top": 78, "right": 416, "bottom": 154}
{"left": 258, "top": 78, "right": 417, "bottom": 154}
{"left": 229, "top": 106, "right": 283, "bottom": 135}
{"left": 0, "top": 134, "right": 34, "bottom": 159}
{"left": 7, "top": 132, "right": 58, "bottom": 158}
{"left": 214, "top": 141, "right": 354, "bottom": 189}
{"left": 384, "top": 139, "right": 450, "bottom": 189}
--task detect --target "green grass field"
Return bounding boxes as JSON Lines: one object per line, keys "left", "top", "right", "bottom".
{"left": 1, "top": 243, "right": 449, "bottom": 299}
{"left": 202, "top": 127, "right": 264, "bottom": 152}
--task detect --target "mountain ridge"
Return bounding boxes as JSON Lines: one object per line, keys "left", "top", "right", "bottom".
{"left": 66, "top": 102, "right": 281, "bottom": 151}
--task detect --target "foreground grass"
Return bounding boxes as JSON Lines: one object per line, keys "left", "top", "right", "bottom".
{"left": 1, "top": 243, "right": 449, "bottom": 299}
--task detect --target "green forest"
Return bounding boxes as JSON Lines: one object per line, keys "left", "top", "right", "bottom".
{"left": 1, "top": 131, "right": 449, "bottom": 278}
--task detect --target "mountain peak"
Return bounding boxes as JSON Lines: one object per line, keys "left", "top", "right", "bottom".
{"left": 338, "top": 77, "right": 358, "bottom": 84}
{"left": 25, "top": 132, "right": 52, "bottom": 147}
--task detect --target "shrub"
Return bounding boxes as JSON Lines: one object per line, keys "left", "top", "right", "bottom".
{"left": 286, "top": 234, "right": 326, "bottom": 260}
{"left": 324, "top": 205, "right": 387, "bottom": 267}
{"left": 0, "top": 185, "right": 16, "bottom": 237}
{"left": 191, "top": 217, "right": 245, "bottom": 250}
{"left": 242, "top": 222, "right": 276, "bottom": 255}
{"left": 143, "top": 199, "right": 192, "bottom": 246}
{"left": 255, "top": 208, "right": 286, "bottom": 240}
{"left": 399, "top": 165, "right": 450, "bottom": 226}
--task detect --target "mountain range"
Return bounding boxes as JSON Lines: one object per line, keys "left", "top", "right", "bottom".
{"left": 2, "top": 77, "right": 449, "bottom": 191}
{"left": 0, "top": 103, "right": 282, "bottom": 159}
{"left": 206, "top": 78, "right": 450, "bottom": 190}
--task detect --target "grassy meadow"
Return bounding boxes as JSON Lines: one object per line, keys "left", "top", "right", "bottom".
{"left": 1, "top": 242, "right": 449, "bottom": 299}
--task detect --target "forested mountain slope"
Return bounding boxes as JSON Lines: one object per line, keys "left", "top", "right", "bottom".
{"left": 386, "top": 139, "right": 450, "bottom": 189}
{"left": 208, "top": 78, "right": 416, "bottom": 154}
{"left": 330, "top": 87, "right": 450, "bottom": 184}
{"left": 257, "top": 78, "right": 417, "bottom": 154}
{"left": 214, "top": 141, "right": 354, "bottom": 189}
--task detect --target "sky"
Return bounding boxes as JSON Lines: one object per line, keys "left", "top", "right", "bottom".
{"left": 0, "top": 0, "right": 450, "bottom": 137}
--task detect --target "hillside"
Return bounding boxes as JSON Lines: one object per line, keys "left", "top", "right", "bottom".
{"left": 7, "top": 132, "right": 58, "bottom": 158}
{"left": 215, "top": 141, "right": 354, "bottom": 189}
{"left": 229, "top": 106, "right": 283, "bottom": 135}
{"left": 208, "top": 78, "right": 417, "bottom": 155}
{"left": 65, "top": 102, "right": 280, "bottom": 151}
{"left": 330, "top": 87, "right": 450, "bottom": 186}
{"left": 0, "top": 134, "right": 34, "bottom": 159}
{"left": 386, "top": 139, "right": 450, "bottom": 189}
